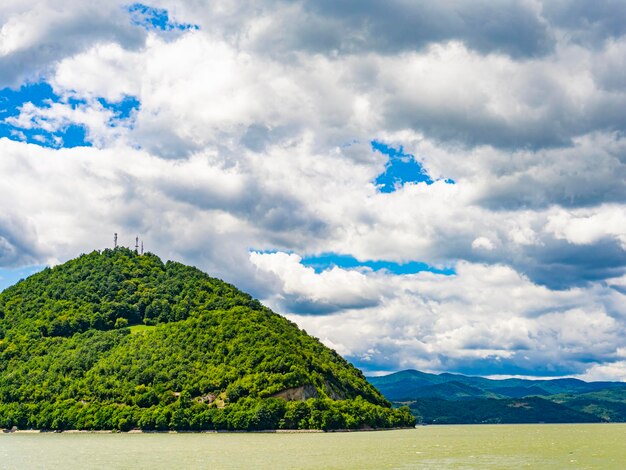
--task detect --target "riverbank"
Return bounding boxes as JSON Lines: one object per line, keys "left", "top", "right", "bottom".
{"left": 2, "top": 426, "right": 414, "bottom": 434}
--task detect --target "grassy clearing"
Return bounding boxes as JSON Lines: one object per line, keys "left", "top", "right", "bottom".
{"left": 128, "top": 325, "right": 156, "bottom": 335}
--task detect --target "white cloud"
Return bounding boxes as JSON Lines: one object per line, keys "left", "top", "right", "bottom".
{"left": 2, "top": 0, "right": 626, "bottom": 379}
{"left": 53, "top": 42, "right": 143, "bottom": 102}
{"left": 5, "top": 99, "right": 133, "bottom": 148}
{"left": 0, "top": 0, "right": 145, "bottom": 87}
{"left": 578, "top": 360, "right": 626, "bottom": 382}
{"left": 250, "top": 251, "right": 382, "bottom": 312}
{"left": 472, "top": 237, "right": 496, "bottom": 251}
{"left": 250, "top": 251, "right": 625, "bottom": 376}
{"left": 546, "top": 206, "right": 626, "bottom": 248}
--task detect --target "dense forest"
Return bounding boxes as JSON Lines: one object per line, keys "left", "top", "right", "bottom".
{"left": 0, "top": 248, "right": 414, "bottom": 431}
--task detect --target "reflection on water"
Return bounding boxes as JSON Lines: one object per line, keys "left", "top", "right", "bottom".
{"left": 1, "top": 424, "right": 625, "bottom": 469}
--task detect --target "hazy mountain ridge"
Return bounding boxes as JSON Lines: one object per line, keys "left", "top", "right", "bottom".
{"left": 368, "top": 369, "right": 626, "bottom": 424}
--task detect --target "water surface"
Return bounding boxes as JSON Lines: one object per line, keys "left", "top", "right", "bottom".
{"left": 1, "top": 424, "right": 625, "bottom": 469}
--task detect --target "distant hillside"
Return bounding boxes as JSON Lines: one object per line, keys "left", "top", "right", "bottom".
{"left": 0, "top": 248, "right": 414, "bottom": 431}
{"left": 404, "top": 382, "right": 503, "bottom": 401}
{"left": 407, "top": 397, "right": 601, "bottom": 424}
{"left": 368, "top": 369, "right": 626, "bottom": 424}
{"left": 550, "top": 389, "right": 626, "bottom": 423}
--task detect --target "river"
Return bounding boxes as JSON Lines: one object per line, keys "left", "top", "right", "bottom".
{"left": 1, "top": 424, "right": 625, "bottom": 469}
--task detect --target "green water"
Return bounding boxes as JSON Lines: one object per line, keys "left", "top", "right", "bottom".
{"left": 1, "top": 424, "right": 625, "bottom": 469}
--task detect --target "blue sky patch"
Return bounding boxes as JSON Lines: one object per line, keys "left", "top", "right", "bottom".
{"left": 0, "top": 81, "right": 140, "bottom": 148}
{"left": 0, "top": 82, "right": 56, "bottom": 110}
{"left": 98, "top": 96, "right": 140, "bottom": 122}
{"left": 372, "top": 140, "right": 455, "bottom": 192}
{"left": 0, "top": 265, "right": 46, "bottom": 292}
{"left": 0, "top": 82, "right": 90, "bottom": 148}
{"left": 128, "top": 3, "right": 199, "bottom": 32}
{"left": 301, "top": 253, "right": 455, "bottom": 276}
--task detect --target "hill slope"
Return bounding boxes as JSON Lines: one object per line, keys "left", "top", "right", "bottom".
{"left": 368, "top": 369, "right": 626, "bottom": 423}
{"left": 407, "top": 397, "right": 602, "bottom": 424}
{"left": 0, "top": 248, "right": 413, "bottom": 431}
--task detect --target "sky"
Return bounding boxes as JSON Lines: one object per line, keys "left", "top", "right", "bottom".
{"left": 1, "top": 0, "right": 626, "bottom": 381}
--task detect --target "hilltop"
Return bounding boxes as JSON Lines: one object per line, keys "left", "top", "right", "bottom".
{"left": 368, "top": 369, "right": 626, "bottom": 424}
{"left": 0, "top": 248, "right": 413, "bottom": 431}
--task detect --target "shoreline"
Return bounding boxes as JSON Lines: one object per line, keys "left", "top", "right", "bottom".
{"left": 2, "top": 426, "right": 415, "bottom": 435}
{"left": 3, "top": 424, "right": 618, "bottom": 434}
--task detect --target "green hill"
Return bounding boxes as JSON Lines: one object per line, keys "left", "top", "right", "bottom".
{"left": 0, "top": 248, "right": 414, "bottom": 431}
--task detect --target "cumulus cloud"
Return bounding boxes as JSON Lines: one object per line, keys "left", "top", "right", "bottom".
{"left": 249, "top": 252, "right": 625, "bottom": 376}
{"left": 546, "top": 206, "right": 626, "bottom": 248}
{"left": 244, "top": 0, "right": 553, "bottom": 58}
{"left": 0, "top": 0, "right": 146, "bottom": 87}
{"left": 250, "top": 251, "right": 382, "bottom": 313}
{"left": 472, "top": 237, "right": 496, "bottom": 251}
{"left": 0, "top": 213, "right": 41, "bottom": 267}
{"left": 5, "top": 98, "right": 134, "bottom": 148}
{"left": 578, "top": 360, "right": 626, "bottom": 382}
{"left": 542, "top": 0, "right": 626, "bottom": 47}
{"left": 1, "top": 0, "right": 626, "bottom": 379}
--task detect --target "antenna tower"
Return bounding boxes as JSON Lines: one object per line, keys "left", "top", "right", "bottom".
{"left": 141, "top": 241, "right": 144, "bottom": 255}
{"left": 135, "top": 236, "right": 139, "bottom": 253}
{"left": 114, "top": 233, "right": 118, "bottom": 249}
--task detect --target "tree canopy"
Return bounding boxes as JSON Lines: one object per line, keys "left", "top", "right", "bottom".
{"left": 0, "top": 248, "right": 413, "bottom": 431}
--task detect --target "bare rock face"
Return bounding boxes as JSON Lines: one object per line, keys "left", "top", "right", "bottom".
{"left": 325, "top": 381, "right": 347, "bottom": 400}
{"left": 197, "top": 393, "right": 216, "bottom": 404}
{"left": 271, "top": 384, "right": 319, "bottom": 401}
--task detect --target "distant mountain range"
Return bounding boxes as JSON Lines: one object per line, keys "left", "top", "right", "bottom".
{"left": 367, "top": 370, "right": 626, "bottom": 424}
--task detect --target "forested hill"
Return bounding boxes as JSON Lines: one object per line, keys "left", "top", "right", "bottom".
{"left": 0, "top": 248, "right": 413, "bottom": 431}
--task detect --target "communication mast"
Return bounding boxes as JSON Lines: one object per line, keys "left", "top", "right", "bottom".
{"left": 135, "top": 236, "right": 139, "bottom": 253}
{"left": 114, "top": 233, "right": 118, "bottom": 249}
{"left": 141, "top": 241, "right": 144, "bottom": 255}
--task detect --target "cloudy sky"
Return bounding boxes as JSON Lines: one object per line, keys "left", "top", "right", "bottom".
{"left": 1, "top": 1, "right": 626, "bottom": 380}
